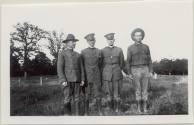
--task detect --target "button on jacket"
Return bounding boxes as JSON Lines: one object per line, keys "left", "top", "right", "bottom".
{"left": 81, "top": 47, "right": 102, "bottom": 84}
{"left": 57, "top": 49, "right": 85, "bottom": 84}
{"left": 101, "top": 46, "right": 125, "bottom": 81}
{"left": 127, "top": 43, "right": 153, "bottom": 74}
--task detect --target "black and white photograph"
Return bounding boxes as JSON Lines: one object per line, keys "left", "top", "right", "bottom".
{"left": 0, "top": 0, "right": 194, "bottom": 124}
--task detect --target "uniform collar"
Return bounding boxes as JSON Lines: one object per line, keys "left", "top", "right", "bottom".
{"left": 66, "top": 47, "right": 74, "bottom": 52}
{"left": 108, "top": 45, "right": 114, "bottom": 48}
{"left": 88, "top": 46, "right": 95, "bottom": 49}
{"left": 135, "top": 41, "right": 142, "bottom": 45}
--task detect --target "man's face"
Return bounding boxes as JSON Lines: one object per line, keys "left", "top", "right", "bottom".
{"left": 66, "top": 40, "right": 76, "bottom": 49}
{"left": 107, "top": 39, "right": 115, "bottom": 46}
{"left": 133, "top": 31, "right": 143, "bottom": 42}
{"left": 87, "top": 39, "right": 96, "bottom": 47}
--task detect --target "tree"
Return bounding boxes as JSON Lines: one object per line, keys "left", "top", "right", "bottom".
{"left": 46, "top": 30, "right": 66, "bottom": 62}
{"left": 28, "top": 52, "right": 53, "bottom": 75}
{"left": 10, "top": 55, "right": 21, "bottom": 77}
{"left": 10, "top": 39, "right": 23, "bottom": 77}
{"left": 10, "top": 22, "right": 47, "bottom": 78}
{"left": 173, "top": 59, "right": 188, "bottom": 75}
{"left": 152, "top": 58, "right": 188, "bottom": 75}
{"left": 10, "top": 38, "right": 22, "bottom": 58}
{"left": 46, "top": 30, "right": 66, "bottom": 74}
{"left": 160, "top": 58, "right": 173, "bottom": 74}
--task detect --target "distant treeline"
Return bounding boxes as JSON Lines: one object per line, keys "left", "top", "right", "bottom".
{"left": 11, "top": 52, "right": 57, "bottom": 77}
{"left": 152, "top": 58, "right": 188, "bottom": 75}
{"left": 10, "top": 53, "right": 188, "bottom": 77}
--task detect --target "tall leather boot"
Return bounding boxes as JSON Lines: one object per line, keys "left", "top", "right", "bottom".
{"left": 84, "top": 100, "right": 89, "bottom": 116}
{"left": 97, "top": 98, "right": 102, "bottom": 116}
{"left": 70, "top": 101, "right": 75, "bottom": 116}
{"left": 62, "top": 102, "right": 71, "bottom": 115}
{"left": 137, "top": 100, "right": 141, "bottom": 114}
{"left": 115, "top": 99, "right": 120, "bottom": 114}
{"left": 110, "top": 99, "right": 114, "bottom": 112}
{"left": 143, "top": 100, "right": 148, "bottom": 113}
{"left": 75, "top": 101, "right": 80, "bottom": 116}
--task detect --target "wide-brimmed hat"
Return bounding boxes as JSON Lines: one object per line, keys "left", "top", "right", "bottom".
{"left": 63, "top": 34, "right": 79, "bottom": 43}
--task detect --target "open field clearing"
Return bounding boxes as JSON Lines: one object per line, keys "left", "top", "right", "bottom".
{"left": 10, "top": 75, "right": 188, "bottom": 115}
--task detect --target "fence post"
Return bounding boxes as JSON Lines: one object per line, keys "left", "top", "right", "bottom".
{"left": 154, "top": 73, "right": 158, "bottom": 79}
{"left": 40, "top": 76, "right": 43, "bottom": 86}
{"left": 18, "top": 78, "right": 21, "bottom": 87}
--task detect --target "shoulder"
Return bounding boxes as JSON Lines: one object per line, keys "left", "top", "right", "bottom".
{"left": 61, "top": 49, "right": 67, "bottom": 53}
{"left": 95, "top": 48, "right": 101, "bottom": 53}
{"left": 101, "top": 47, "right": 108, "bottom": 52}
{"left": 128, "top": 44, "right": 135, "bottom": 49}
{"left": 115, "top": 46, "right": 122, "bottom": 50}
{"left": 128, "top": 44, "right": 139, "bottom": 53}
{"left": 101, "top": 47, "right": 106, "bottom": 55}
{"left": 73, "top": 51, "right": 80, "bottom": 56}
{"left": 81, "top": 48, "right": 89, "bottom": 54}
{"left": 95, "top": 48, "right": 102, "bottom": 55}
{"left": 114, "top": 46, "right": 123, "bottom": 53}
{"left": 142, "top": 43, "right": 150, "bottom": 49}
{"left": 95, "top": 48, "right": 101, "bottom": 51}
{"left": 59, "top": 49, "right": 66, "bottom": 56}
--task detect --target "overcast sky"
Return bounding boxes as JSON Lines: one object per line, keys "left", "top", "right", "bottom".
{"left": 1, "top": 0, "right": 193, "bottom": 61}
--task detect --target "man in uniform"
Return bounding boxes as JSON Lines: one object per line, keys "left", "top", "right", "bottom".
{"left": 81, "top": 33, "right": 102, "bottom": 115}
{"left": 126, "top": 28, "right": 153, "bottom": 113}
{"left": 101, "top": 33, "right": 125, "bottom": 114}
{"left": 57, "top": 34, "right": 85, "bottom": 115}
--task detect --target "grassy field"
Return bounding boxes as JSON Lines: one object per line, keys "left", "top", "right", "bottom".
{"left": 10, "top": 75, "right": 188, "bottom": 116}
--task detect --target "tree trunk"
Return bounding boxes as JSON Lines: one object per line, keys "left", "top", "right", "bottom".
{"left": 24, "top": 45, "right": 28, "bottom": 79}
{"left": 24, "top": 71, "right": 27, "bottom": 79}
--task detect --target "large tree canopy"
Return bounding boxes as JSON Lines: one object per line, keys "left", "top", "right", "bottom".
{"left": 10, "top": 22, "right": 47, "bottom": 77}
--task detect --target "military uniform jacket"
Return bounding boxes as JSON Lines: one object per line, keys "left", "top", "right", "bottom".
{"left": 57, "top": 49, "right": 85, "bottom": 84}
{"left": 101, "top": 46, "right": 125, "bottom": 81}
{"left": 81, "top": 47, "right": 102, "bottom": 84}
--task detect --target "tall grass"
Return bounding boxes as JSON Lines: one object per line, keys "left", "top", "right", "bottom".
{"left": 11, "top": 85, "right": 63, "bottom": 116}
{"left": 10, "top": 76, "right": 188, "bottom": 116}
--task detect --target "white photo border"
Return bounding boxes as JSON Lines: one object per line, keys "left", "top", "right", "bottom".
{"left": 1, "top": 0, "right": 194, "bottom": 124}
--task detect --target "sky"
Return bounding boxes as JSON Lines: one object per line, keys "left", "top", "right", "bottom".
{"left": 1, "top": 0, "right": 193, "bottom": 61}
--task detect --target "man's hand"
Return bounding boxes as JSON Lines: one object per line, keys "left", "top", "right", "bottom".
{"left": 80, "top": 81, "right": 85, "bottom": 86}
{"left": 128, "top": 74, "right": 133, "bottom": 80}
{"left": 62, "top": 81, "right": 68, "bottom": 87}
{"left": 149, "top": 72, "right": 153, "bottom": 77}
